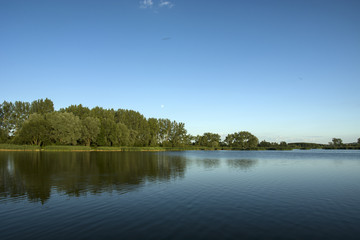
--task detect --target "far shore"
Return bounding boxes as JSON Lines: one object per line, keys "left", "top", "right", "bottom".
{"left": 0, "top": 144, "right": 359, "bottom": 152}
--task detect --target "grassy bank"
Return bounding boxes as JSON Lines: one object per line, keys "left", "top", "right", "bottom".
{"left": 0, "top": 145, "right": 233, "bottom": 152}
{"left": 0, "top": 144, "right": 216, "bottom": 152}
{"left": 1, "top": 144, "right": 359, "bottom": 152}
{"left": 0, "top": 144, "right": 41, "bottom": 151}
{"left": 43, "top": 145, "right": 93, "bottom": 151}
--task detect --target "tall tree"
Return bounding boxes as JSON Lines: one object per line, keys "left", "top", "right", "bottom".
{"left": 225, "top": 131, "right": 259, "bottom": 149}
{"left": 13, "top": 101, "right": 30, "bottom": 134}
{"left": 47, "top": 112, "right": 82, "bottom": 145}
{"left": 331, "top": 138, "right": 343, "bottom": 146}
{"left": 0, "top": 128, "right": 7, "bottom": 143}
{"left": 169, "top": 121, "right": 188, "bottom": 147}
{"left": 158, "top": 118, "right": 172, "bottom": 146}
{"left": 81, "top": 117, "right": 100, "bottom": 146}
{"left": 195, "top": 133, "right": 221, "bottom": 147}
{"left": 30, "top": 98, "right": 54, "bottom": 115}
{"left": 62, "top": 104, "right": 90, "bottom": 119}
{"left": 259, "top": 140, "right": 271, "bottom": 147}
{"left": 96, "top": 118, "right": 119, "bottom": 146}
{"left": 15, "top": 113, "right": 50, "bottom": 146}
{"left": 115, "top": 109, "right": 150, "bottom": 146}
{"left": 148, "top": 118, "right": 160, "bottom": 146}
{"left": 117, "top": 122, "right": 130, "bottom": 146}
{"left": 0, "top": 101, "right": 15, "bottom": 136}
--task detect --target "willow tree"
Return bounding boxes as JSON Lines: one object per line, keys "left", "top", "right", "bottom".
{"left": 195, "top": 133, "right": 221, "bottom": 147}
{"left": 225, "top": 131, "right": 259, "bottom": 149}
{"left": 81, "top": 116, "right": 100, "bottom": 146}
{"left": 47, "top": 112, "right": 82, "bottom": 145}
{"left": 30, "top": 98, "right": 54, "bottom": 115}
{"left": 15, "top": 113, "right": 50, "bottom": 146}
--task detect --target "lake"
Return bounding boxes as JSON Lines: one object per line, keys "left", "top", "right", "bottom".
{"left": 1, "top": 150, "right": 360, "bottom": 240}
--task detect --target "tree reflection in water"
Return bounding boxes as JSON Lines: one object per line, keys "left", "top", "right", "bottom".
{"left": 0, "top": 152, "right": 187, "bottom": 204}
{"left": 226, "top": 159, "right": 258, "bottom": 171}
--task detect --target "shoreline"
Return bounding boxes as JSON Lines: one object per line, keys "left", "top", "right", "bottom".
{"left": 0, "top": 147, "right": 358, "bottom": 152}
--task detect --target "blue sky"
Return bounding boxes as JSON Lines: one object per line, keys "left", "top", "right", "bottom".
{"left": 1, "top": 0, "right": 359, "bottom": 143}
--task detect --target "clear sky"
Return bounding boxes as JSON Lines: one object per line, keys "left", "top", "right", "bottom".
{"left": 1, "top": 0, "right": 359, "bottom": 143}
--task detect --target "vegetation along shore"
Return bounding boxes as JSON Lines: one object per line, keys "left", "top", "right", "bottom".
{"left": 1, "top": 99, "right": 359, "bottom": 151}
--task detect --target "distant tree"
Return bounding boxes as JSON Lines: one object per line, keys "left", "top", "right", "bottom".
{"left": 195, "top": 132, "right": 221, "bottom": 147}
{"left": 13, "top": 101, "right": 30, "bottom": 134}
{"left": 1, "top": 98, "right": 196, "bottom": 148}
{"left": 158, "top": 118, "right": 172, "bottom": 145}
{"left": 47, "top": 112, "right": 82, "bottom": 145}
{"left": 117, "top": 122, "right": 130, "bottom": 146}
{"left": 331, "top": 138, "right": 343, "bottom": 146}
{"left": 30, "top": 98, "right": 54, "bottom": 115}
{"left": 358, "top": 138, "right": 360, "bottom": 145}
{"left": 168, "top": 121, "right": 188, "bottom": 147}
{"left": 148, "top": 118, "right": 160, "bottom": 146}
{"left": 225, "top": 131, "right": 259, "bottom": 149}
{"left": 90, "top": 106, "right": 115, "bottom": 120}
{"left": 280, "top": 141, "right": 287, "bottom": 146}
{"left": 0, "top": 128, "right": 7, "bottom": 143}
{"left": 184, "top": 134, "right": 194, "bottom": 146}
{"left": 258, "top": 140, "right": 271, "bottom": 147}
{"left": 115, "top": 109, "right": 150, "bottom": 146}
{"left": 224, "top": 134, "right": 234, "bottom": 147}
{"left": 61, "top": 104, "right": 90, "bottom": 119}
{"left": 81, "top": 117, "right": 100, "bottom": 146}
{"left": 0, "top": 101, "right": 31, "bottom": 138}
{"left": 96, "top": 118, "right": 119, "bottom": 146}
{"left": 0, "top": 101, "right": 15, "bottom": 137}
{"left": 15, "top": 113, "right": 50, "bottom": 146}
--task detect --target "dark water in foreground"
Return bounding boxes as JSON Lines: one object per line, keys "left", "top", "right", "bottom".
{"left": 1, "top": 150, "right": 360, "bottom": 240}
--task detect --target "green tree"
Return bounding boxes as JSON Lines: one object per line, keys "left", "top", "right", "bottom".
{"left": 225, "top": 131, "right": 259, "bottom": 149}
{"left": 195, "top": 133, "right": 221, "bottom": 147}
{"left": 117, "top": 122, "right": 130, "bottom": 146}
{"left": 13, "top": 101, "right": 30, "bottom": 134}
{"left": 0, "top": 128, "right": 7, "bottom": 143}
{"left": 0, "top": 101, "right": 31, "bottom": 138}
{"left": 115, "top": 109, "right": 150, "bottom": 146}
{"left": 47, "top": 112, "right": 82, "bottom": 145}
{"left": 81, "top": 117, "right": 100, "bottom": 146}
{"left": 0, "top": 101, "right": 15, "bottom": 136}
{"left": 158, "top": 118, "right": 172, "bottom": 146}
{"left": 331, "top": 138, "right": 343, "bottom": 146}
{"left": 15, "top": 113, "right": 50, "bottom": 146}
{"left": 61, "top": 104, "right": 90, "bottom": 119}
{"left": 169, "top": 121, "right": 188, "bottom": 147}
{"left": 96, "top": 118, "right": 119, "bottom": 146}
{"left": 148, "top": 118, "right": 160, "bottom": 146}
{"left": 30, "top": 98, "right": 54, "bottom": 115}
{"left": 259, "top": 140, "right": 271, "bottom": 147}
{"left": 90, "top": 106, "right": 115, "bottom": 120}
{"left": 224, "top": 134, "right": 234, "bottom": 147}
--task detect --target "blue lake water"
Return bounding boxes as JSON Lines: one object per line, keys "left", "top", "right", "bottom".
{"left": 1, "top": 150, "right": 360, "bottom": 239}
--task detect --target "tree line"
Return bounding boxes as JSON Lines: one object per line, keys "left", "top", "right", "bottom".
{"left": 1, "top": 99, "right": 359, "bottom": 149}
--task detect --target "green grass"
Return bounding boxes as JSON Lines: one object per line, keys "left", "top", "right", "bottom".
{"left": 42, "top": 145, "right": 92, "bottom": 151}
{"left": 95, "top": 146, "right": 165, "bottom": 151}
{"left": 2, "top": 144, "right": 356, "bottom": 152}
{"left": 0, "top": 144, "right": 41, "bottom": 150}
{"left": 95, "top": 146, "right": 223, "bottom": 151}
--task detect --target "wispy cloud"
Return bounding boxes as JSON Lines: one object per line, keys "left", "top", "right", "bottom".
{"left": 159, "top": 0, "right": 174, "bottom": 8}
{"left": 139, "top": 0, "right": 154, "bottom": 9}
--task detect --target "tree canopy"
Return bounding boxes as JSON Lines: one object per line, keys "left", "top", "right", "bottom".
{"left": 1, "top": 99, "right": 358, "bottom": 149}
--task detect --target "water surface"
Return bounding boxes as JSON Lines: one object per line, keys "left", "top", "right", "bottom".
{"left": 1, "top": 150, "right": 360, "bottom": 239}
